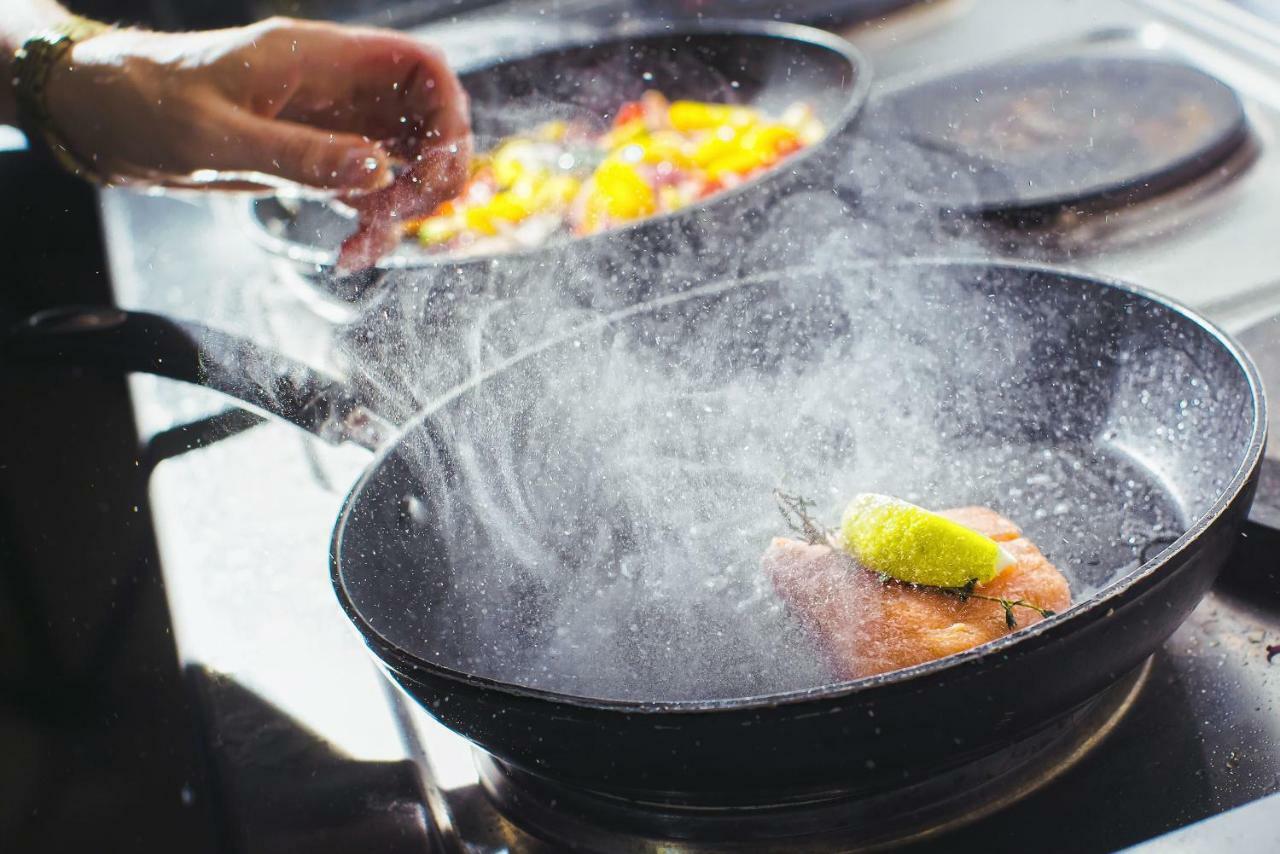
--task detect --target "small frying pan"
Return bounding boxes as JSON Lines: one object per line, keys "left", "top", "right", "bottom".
{"left": 244, "top": 19, "right": 871, "bottom": 305}
{"left": 5, "top": 260, "right": 1266, "bottom": 806}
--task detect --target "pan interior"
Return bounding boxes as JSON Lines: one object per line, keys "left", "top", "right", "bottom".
{"left": 250, "top": 28, "right": 860, "bottom": 259}
{"left": 335, "top": 264, "right": 1256, "bottom": 703}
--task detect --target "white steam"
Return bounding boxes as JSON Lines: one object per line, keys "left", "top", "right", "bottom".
{"left": 303, "top": 61, "right": 1210, "bottom": 703}
{"left": 360, "top": 259, "right": 1191, "bottom": 703}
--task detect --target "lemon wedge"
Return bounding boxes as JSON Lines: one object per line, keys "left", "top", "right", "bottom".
{"left": 839, "top": 493, "right": 1014, "bottom": 588}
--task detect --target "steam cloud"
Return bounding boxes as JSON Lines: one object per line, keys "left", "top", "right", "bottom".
{"left": 245, "top": 53, "right": 1215, "bottom": 703}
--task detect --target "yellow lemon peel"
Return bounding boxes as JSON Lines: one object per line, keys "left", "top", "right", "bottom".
{"left": 839, "top": 493, "right": 1014, "bottom": 588}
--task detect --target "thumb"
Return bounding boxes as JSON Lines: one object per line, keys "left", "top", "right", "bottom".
{"left": 218, "top": 109, "right": 393, "bottom": 191}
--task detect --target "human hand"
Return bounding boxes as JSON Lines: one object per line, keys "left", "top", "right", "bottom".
{"left": 44, "top": 16, "right": 471, "bottom": 269}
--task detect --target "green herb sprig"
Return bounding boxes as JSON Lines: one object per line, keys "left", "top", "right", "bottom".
{"left": 774, "top": 489, "right": 832, "bottom": 547}
{"left": 941, "top": 578, "right": 1057, "bottom": 629}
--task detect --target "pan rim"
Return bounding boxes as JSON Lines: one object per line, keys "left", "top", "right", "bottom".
{"left": 241, "top": 17, "right": 873, "bottom": 273}
{"left": 329, "top": 256, "right": 1268, "bottom": 714}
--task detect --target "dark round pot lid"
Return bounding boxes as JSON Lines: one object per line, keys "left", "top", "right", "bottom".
{"left": 640, "top": 0, "right": 925, "bottom": 27}
{"left": 864, "top": 53, "right": 1249, "bottom": 217}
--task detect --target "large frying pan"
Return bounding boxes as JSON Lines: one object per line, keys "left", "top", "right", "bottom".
{"left": 244, "top": 20, "right": 871, "bottom": 305}
{"left": 5, "top": 260, "right": 1266, "bottom": 807}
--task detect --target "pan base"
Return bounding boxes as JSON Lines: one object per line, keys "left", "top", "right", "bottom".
{"left": 475, "top": 658, "right": 1150, "bottom": 852}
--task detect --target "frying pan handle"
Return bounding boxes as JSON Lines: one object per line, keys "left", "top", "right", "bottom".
{"left": 3, "top": 306, "right": 392, "bottom": 451}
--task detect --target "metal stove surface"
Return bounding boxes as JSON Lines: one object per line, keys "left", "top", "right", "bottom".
{"left": 93, "top": 0, "right": 1280, "bottom": 852}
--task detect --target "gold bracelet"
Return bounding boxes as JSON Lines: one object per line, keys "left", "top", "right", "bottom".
{"left": 11, "top": 15, "right": 114, "bottom": 183}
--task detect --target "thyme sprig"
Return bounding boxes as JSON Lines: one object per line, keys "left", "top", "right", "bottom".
{"left": 774, "top": 489, "right": 832, "bottom": 546}
{"left": 774, "top": 489, "right": 1057, "bottom": 629}
{"left": 941, "top": 578, "right": 1057, "bottom": 630}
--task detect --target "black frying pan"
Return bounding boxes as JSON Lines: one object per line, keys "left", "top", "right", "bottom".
{"left": 244, "top": 19, "right": 871, "bottom": 305}
{"left": 5, "top": 260, "right": 1266, "bottom": 808}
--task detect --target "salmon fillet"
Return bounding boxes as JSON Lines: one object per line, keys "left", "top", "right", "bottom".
{"left": 763, "top": 506, "right": 1071, "bottom": 680}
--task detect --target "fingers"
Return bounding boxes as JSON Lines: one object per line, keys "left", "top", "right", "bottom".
{"left": 222, "top": 19, "right": 474, "bottom": 269}
{"left": 335, "top": 215, "right": 401, "bottom": 275}
{"left": 215, "top": 106, "right": 393, "bottom": 190}
{"left": 271, "top": 25, "right": 471, "bottom": 147}
{"left": 348, "top": 134, "right": 471, "bottom": 219}
{"left": 371, "top": 36, "right": 470, "bottom": 145}
{"left": 336, "top": 135, "right": 472, "bottom": 272}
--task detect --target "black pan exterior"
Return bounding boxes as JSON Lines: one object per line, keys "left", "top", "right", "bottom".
{"left": 330, "top": 261, "right": 1265, "bottom": 803}
{"left": 361, "top": 511, "right": 1249, "bottom": 804}
{"left": 246, "top": 20, "right": 871, "bottom": 308}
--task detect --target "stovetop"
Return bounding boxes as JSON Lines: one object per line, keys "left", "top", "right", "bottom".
{"left": 96, "top": 0, "right": 1280, "bottom": 851}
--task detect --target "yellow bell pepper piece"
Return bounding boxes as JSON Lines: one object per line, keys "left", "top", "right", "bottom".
{"left": 637, "top": 131, "right": 692, "bottom": 168}
{"left": 536, "top": 175, "right": 581, "bottom": 208}
{"left": 509, "top": 172, "right": 545, "bottom": 201}
{"left": 602, "top": 117, "right": 648, "bottom": 150}
{"left": 492, "top": 140, "right": 540, "bottom": 188}
{"left": 705, "top": 148, "right": 770, "bottom": 181}
{"left": 658, "top": 185, "right": 689, "bottom": 212}
{"left": 740, "top": 124, "right": 800, "bottom": 158}
{"left": 463, "top": 192, "right": 534, "bottom": 236}
{"left": 581, "top": 160, "right": 655, "bottom": 232}
{"left": 593, "top": 159, "right": 656, "bottom": 220}
{"left": 692, "top": 124, "right": 745, "bottom": 167}
{"left": 487, "top": 191, "right": 535, "bottom": 223}
{"left": 417, "top": 216, "right": 461, "bottom": 246}
{"left": 533, "top": 120, "right": 568, "bottom": 142}
{"left": 669, "top": 100, "right": 757, "bottom": 132}
{"left": 465, "top": 205, "right": 499, "bottom": 236}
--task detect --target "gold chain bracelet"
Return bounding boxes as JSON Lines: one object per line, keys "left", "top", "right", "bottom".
{"left": 11, "top": 15, "right": 114, "bottom": 183}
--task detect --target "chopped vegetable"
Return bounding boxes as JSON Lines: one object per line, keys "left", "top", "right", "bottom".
{"left": 669, "top": 100, "right": 756, "bottom": 131}
{"left": 614, "top": 100, "right": 645, "bottom": 127}
{"left": 403, "top": 90, "right": 824, "bottom": 255}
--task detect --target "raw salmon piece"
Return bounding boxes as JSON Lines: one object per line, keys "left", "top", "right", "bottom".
{"left": 763, "top": 506, "right": 1071, "bottom": 680}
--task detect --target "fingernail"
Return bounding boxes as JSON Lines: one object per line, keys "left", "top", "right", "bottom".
{"left": 343, "top": 147, "right": 392, "bottom": 190}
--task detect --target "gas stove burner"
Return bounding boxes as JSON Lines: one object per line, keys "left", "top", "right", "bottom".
{"left": 475, "top": 660, "right": 1150, "bottom": 853}
{"left": 867, "top": 53, "right": 1249, "bottom": 220}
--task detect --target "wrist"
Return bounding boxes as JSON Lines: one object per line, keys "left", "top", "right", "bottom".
{"left": 2, "top": 1, "right": 79, "bottom": 124}
{"left": 9, "top": 14, "right": 114, "bottom": 179}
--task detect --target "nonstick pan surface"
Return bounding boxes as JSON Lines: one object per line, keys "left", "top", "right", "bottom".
{"left": 327, "top": 260, "right": 1264, "bottom": 800}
